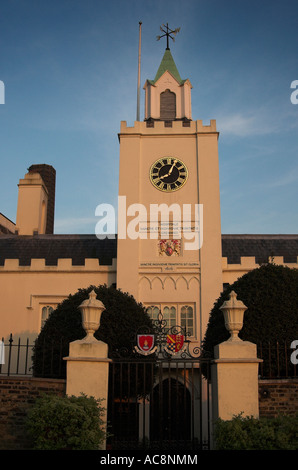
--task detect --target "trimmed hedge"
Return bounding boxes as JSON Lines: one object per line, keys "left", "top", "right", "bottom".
{"left": 214, "top": 413, "right": 298, "bottom": 450}
{"left": 202, "top": 264, "right": 298, "bottom": 362}
{"left": 32, "top": 284, "right": 153, "bottom": 378}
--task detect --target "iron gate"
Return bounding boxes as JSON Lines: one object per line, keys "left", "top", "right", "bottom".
{"left": 106, "top": 311, "right": 211, "bottom": 450}
{"left": 107, "top": 357, "right": 211, "bottom": 450}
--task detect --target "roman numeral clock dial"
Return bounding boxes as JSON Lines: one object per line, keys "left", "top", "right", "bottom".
{"left": 149, "top": 157, "right": 188, "bottom": 192}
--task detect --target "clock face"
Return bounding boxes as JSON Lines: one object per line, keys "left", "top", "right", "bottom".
{"left": 149, "top": 157, "right": 188, "bottom": 192}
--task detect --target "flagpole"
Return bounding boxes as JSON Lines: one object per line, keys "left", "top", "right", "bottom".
{"left": 137, "top": 21, "right": 142, "bottom": 122}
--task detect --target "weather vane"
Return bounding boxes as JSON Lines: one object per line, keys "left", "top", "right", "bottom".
{"left": 157, "top": 23, "right": 180, "bottom": 50}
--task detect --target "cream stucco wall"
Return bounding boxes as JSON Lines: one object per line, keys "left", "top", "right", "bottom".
{"left": 0, "top": 214, "right": 16, "bottom": 234}
{"left": 117, "top": 120, "right": 222, "bottom": 344}
{"left": 1, "top": 253, "right": 296, "bottom": 345}
{"left": 0, "top": 258, "right": 116, "bottom": 341}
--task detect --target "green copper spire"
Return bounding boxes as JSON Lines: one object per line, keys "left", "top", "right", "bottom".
{"left": 152, "top": 48, "right": 184, "bottom": 85}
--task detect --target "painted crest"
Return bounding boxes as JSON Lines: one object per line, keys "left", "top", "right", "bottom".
{"left": 165, "top": 334, "right": 184, "bottom": 355}
{"left": 135, "top": 334, "right": 156, "bottom": 356}
{"left": 158, "top": 239, "right": 181, "bottom": 257}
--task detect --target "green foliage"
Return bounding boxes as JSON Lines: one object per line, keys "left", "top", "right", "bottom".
{"left": 32, "top": 284, "right": 153, "bottom": 378}
{"left": 214, "top": 413, "right": 298, "bottom": 450}
{"left": 26, "top": 393, "right": 106, "bottom": 450}
{"left": 202, "top": 264, "right": 298, "bottom": 357}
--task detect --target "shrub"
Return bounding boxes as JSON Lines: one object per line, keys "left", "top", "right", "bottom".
{"left": 31, "top": 284, "right": 155, "bottom": 399}
{"left": 32, "top": 284, "right": 153, "bottom": 378}
{"left": 26, "top": 393, "right": 106, "bottom": 450}
{"left": 202, "top": 264, "right": 298, "bottom": 371}
{"left": 214, "top": 413, "right": 298, "bottom": 450}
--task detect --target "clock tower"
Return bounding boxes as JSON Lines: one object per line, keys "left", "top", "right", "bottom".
{"left": 116, "top": 40, "right": 223, "bottom": 345}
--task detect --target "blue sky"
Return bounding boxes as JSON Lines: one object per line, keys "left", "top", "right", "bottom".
{"left": 0, "top": 0, "right": 297, "bottom": 234}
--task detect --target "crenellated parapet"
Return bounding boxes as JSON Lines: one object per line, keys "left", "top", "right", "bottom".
{"left": 119, "top": 119, "right": 218, "bottom": 136}
{"left": 0, "top": 257, "right": 117, "bottom": 272}
{"left": 222, "top": 255, "right": 298, "bottom": 285}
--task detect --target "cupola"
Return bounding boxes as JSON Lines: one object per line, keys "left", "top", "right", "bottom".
{"left": 143, "top": 47, "right": 192, "bottom": 122}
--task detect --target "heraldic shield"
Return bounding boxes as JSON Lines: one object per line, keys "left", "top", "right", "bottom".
{"left": 135, "top": 334, "right": 156, "bottom": 355}
{"left": 166, "top": 334, "right": 184, "bottom": 355}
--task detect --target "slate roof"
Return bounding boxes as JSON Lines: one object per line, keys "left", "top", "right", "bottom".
{"left": 222, "top": 234, "right": 298, "bottom": 264}
{"left": 0, "top": 234, "right": 117, "bottom": 266}
{"left": 0, "top": 233, "right": 297, "bottom": 267}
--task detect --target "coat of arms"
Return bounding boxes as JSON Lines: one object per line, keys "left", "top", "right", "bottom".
{"left": 158, "top": 239, "right": 181, "bottom": 257}
{"left": 135, "top": 334, "right": 156, "bottom": 356}
{"left": 165, "top": 334, "right": 184, "bottom": 355}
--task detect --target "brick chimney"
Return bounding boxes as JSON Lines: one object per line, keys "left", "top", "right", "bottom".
{"left": 27, "top": 164, "right": 56, "bottom": 234}
{"left": 16, "top": 164, "right": 56, "bottom": 235}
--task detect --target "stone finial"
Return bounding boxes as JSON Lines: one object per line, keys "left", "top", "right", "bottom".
{"left": 78, "top": 290, "right": 105, "bottom": 343}
{"left": 220, "top": 290, "right": 247, "bottom": 341}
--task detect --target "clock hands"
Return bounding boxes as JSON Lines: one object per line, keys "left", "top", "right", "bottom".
{"left": 168, "top": 159, "right": 177, "bottom": 175}
{"left": 150, "top": 157, "right": 188, "bottom": 192}
{"left": 159, "top": 160, "right": 178, "bottom": 180}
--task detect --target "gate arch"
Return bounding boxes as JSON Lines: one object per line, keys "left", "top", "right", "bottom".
{"left": 150, "top": 377, "right": 191, "bottom": 442}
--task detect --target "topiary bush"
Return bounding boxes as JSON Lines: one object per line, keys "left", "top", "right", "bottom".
{"left": 26, "top": 393, "right": 106, "bottom": 450}
{"left": 214, "top": 413, "right": 298, "bottom": 450}
{"left": 202, "top": 264, "right": 298, "bottom": 376}
{"left": 32, "top": 284, "right": 153, "bottom": 379}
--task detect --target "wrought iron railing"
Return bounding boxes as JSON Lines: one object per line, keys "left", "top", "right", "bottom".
{"left": 0, "top": 334, "right": 33, "bottom": 376}
{"left": 1, "top": 333, "right": 297, "bottom": 379}
{"left": 112, "top": 310, "right": 203, "bottom": 361}
{"left": 0, "top": 334, "right": 66, "bottom": 378}
{"left": 257, "top": 341, "right": 297, "bottom": 379}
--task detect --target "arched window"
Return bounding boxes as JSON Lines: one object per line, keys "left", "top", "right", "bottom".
{"left": 181, "top": 305, "right": 194, "bottom": 336}
{"left": 144, "top": 303, "right": 195, "bottom": 336}
{"left": 146, "top": 306, "right": 160, "bottom": 321}
{"left": 41, "top": 305, "right": 54, "bottom": 328}
{"left": 163, "top": 306, "right": 176, "bottom": 328}
{"left": 160, "top": 89, "right": 176, "bottom": 120}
